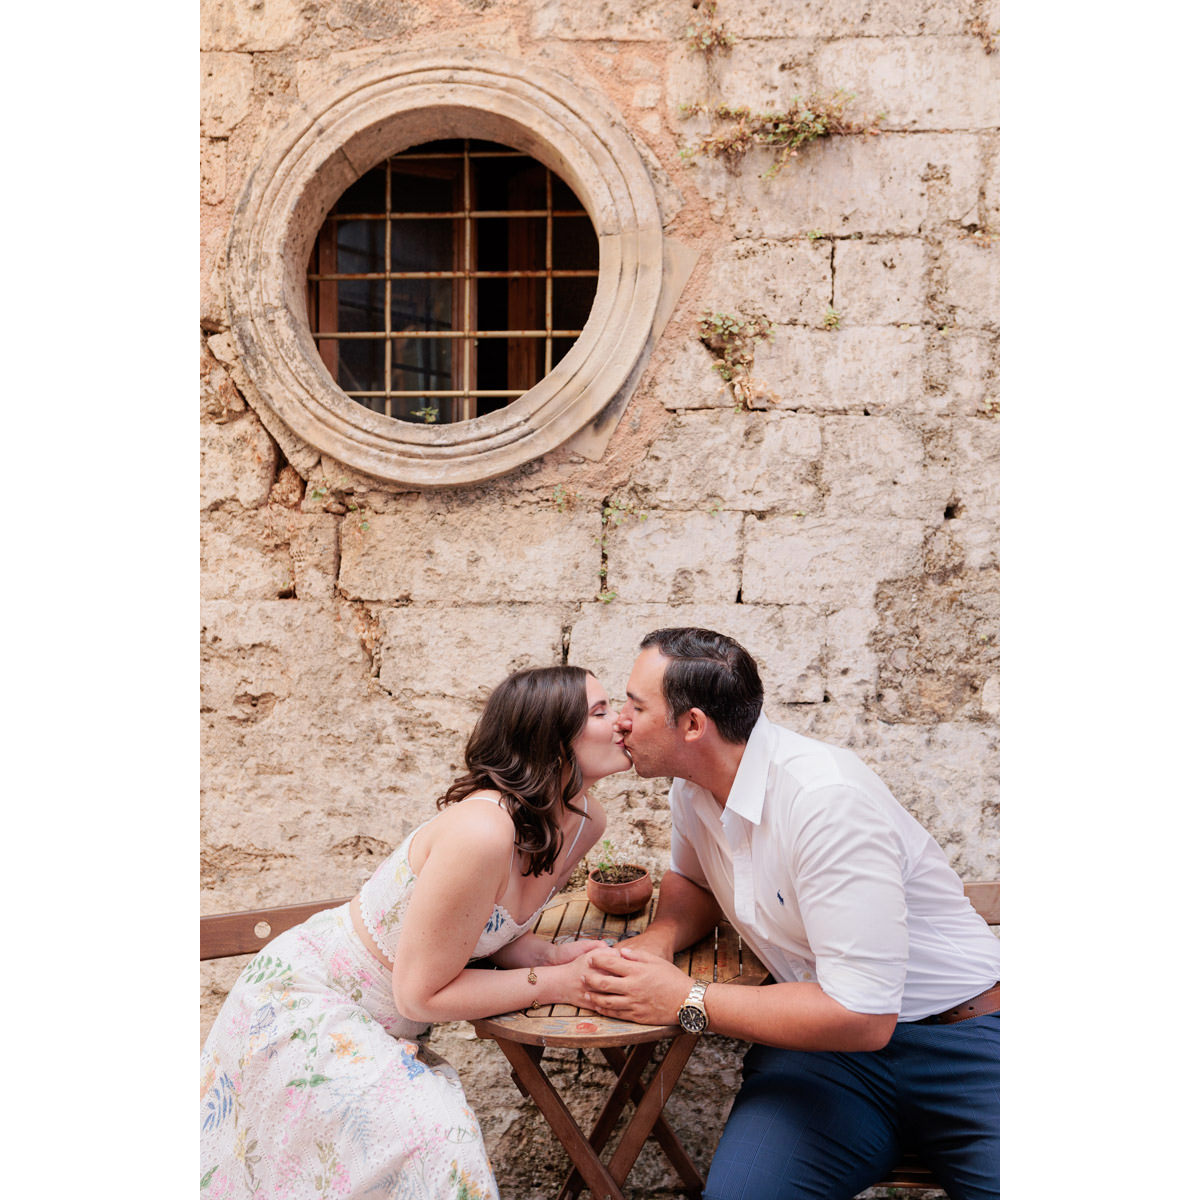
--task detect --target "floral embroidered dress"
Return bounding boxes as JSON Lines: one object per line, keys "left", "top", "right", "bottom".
{"left": 199, "top": 813, "right": 563, "bottom": 1200}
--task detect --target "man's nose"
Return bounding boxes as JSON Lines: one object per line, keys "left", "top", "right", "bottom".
{"left": 616, "top": 702, "right": 633, "bottom": 728}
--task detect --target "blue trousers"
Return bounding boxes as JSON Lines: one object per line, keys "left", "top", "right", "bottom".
{"left": 704, "top": 1015, "right": 999, "bottom": 1200}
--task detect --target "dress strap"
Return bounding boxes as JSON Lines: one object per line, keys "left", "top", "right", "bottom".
{"left": 561, "top": 792, "right": 589, "bottom": 860}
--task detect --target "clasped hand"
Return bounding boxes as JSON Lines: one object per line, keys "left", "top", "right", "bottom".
{"left": 578, "top": 945, "right": 693, "bottom": 1026}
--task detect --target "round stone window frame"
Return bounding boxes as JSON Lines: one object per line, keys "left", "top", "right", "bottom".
{"left": 226, "top": 51, "right": 666, "bottom": 488}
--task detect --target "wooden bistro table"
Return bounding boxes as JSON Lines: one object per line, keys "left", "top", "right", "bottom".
{"left": 471, "top": 890, "right": 768, "bottom": 1200}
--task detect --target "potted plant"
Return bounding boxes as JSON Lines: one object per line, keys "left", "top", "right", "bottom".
{"left": 586, "top": 839, "right": 653, "bottom": 915}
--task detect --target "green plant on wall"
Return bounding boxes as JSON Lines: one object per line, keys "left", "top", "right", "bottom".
{"left": 308, "top": 477, "right": 371, "bottom": 533}
{"left": 685, "top": 0, "right": 734, "bottom": 57}
{"left": 594, "top": 496, "right": 646, "bottom": 603}
{"left": 680, "top": 91, "right": 871, "bottom": 180}
{"left": 697, "top": 310, "right": 776, "bottom": 410}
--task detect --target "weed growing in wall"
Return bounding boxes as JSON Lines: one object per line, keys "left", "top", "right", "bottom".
{"left": 309, "top": 477, "right": 371, "bottom": 533}
{"left": 680, "top": 91, "right": 872, "bottom": 180}
{"left": 595, "top": 497, "right": 646, "bottom": 603}
{"left": 697, "top": 310, "right": 777, "bottom": 410}
{"left": 821, "top": 306, "right": 842, "bottom": 332}
{"left": 685, "top": 0, "right": 734, "bottom": 58}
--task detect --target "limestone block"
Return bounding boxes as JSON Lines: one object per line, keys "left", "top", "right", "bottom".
{"left": 742, "top": 516, "right": 926, "bottom": 609}
{"left": 814, "top": 37, "right": 999, "bottom": 131}
{"left": 701, "top": 238, "right": 832, "bottom": 326}
{"left": 200, "top": 138, "right": 227, "bottom": 206}
{"left": 199, "top": 411, "right": 278, "bottom": 511}
{"left": 199, "top": 0, "right": 308, "bottom": 51}
{"left": 568, "top": 602, "right": 826, "bottom": 707}
{"left": 824, "top": 606, "right": 881, "bottom": 704}
{"left": 605, "top": 510, "right": 743, "bottom": 603}
{"left": 198, "top": 508, "right": 340, "bottom": 601}
{"left": 942, "top": 238, "right": 1000, "bottom": 328}
{"left": 377, "top": 605, "right": 570, "bottom": 704}
{"left": 931, "top": 419, "right": 999, "bottom": 525}
{"left": 201, "top": 514, "right": 294, "bottom": 601}
{"left": 819, "top": 415, "right": 945, "bottom": 520}
{"left": 980, "top": 130, "right": 1000, "bottom": 231}
{"left": 629, "top": 411, "right": 821, "bottom": 512}
{"left": 754, "top": 326, "right": 925, "bottom": 415}
{"left": 721, "top": 0, "right": 981, "bottom": 38}
{"left": 200, "top": 600, "right": 436, "bottom": 903}
{"left": 833, "top": 238, "right": 928, "bottom": 327}
{"left": 700, "top": 133, "right": 985, "bottom": 238}
{"left": 851, "top": 721, "right": 1000, "bottom": 877}
{"left": 925, "top": 328, "right": 999, "bottom": 417}
{"left": 200, "top": 52, "right": 255, "bottom": 136}
{"left": 644, "top": 335, "right": 735, "bottom": 411}
{"left": 670, "top": 38, "right": 819, "bottom": 112}
{"left": 338, "top": 507, "right": 599, "bottom": 603}
{"left": 531, "top": 0, "right": 679, "bottom": 40}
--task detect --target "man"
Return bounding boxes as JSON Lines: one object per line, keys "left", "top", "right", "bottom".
{"left": 582, "top": 627, "right": 999, "bottom": 1200}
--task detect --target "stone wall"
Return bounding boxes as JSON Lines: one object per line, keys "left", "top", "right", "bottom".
{"left": 201, "top": 2, "right": 998, "bottom": 1195}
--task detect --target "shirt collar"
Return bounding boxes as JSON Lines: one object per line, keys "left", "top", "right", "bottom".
{"left": 723, "top": 713, "right": 773, "bottom": 826}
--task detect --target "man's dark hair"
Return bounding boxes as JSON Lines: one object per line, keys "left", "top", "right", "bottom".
{"left": 639, "top": 627, "right": 763, "bottom": 744}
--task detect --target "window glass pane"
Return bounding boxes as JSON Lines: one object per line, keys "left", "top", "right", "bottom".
{"left": 474, "top": 154, "right": 539, "bottom": 212}
{"left": 476, "top": 278, "right": 511, "bottom": 332}
{"left": 337, "top": 220, "right": 386, "bottom": 275}
{"left": 551, "top": 174, "right": 586, "bottom": 212}
{"left": 552, "top": 216, "right": 599, "bottom": 270}
{"left": 338, "top": 278, "right": 385, "bottom": 332}
{"left": 551, "top": 337, "right": 576, "bottom": 369}
{"left": 553, "top": 278, "right": 595, "bottom": 333}
{"left": 390, "top": 167, "right": 456, "bottom": 214}
{"left": 390, "top": 217, "right": 455, "bottom": 272}
{"left": 337, "top": 166, "right": 386, "bottom": 214}
{"left": 391, "top": 279, "right": 453, "bottom": 333}
{"left": 476, "top": 335, "right": 508, "bottom": 394}
{"left": 392, "top": 334, "right": 453, "bottom": 392}
{"left": 338, "top": 338, "right": 384, "bottom": 396}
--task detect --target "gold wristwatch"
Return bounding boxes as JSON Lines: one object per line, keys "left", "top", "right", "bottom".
{"left": 677, "top": 980, "right": 710, "bottom": 1034}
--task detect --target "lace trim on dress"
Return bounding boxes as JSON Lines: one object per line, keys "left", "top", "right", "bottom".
{"left": 359, "top": 891, "right": 395, "bottom": 965}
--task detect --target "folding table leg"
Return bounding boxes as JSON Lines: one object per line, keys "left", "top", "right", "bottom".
{"left": 492, "top": 1038, "right": 626, "bottom": 1200}
{"left": 555, "top": 1043, "right": 657, "bottom": 1200}
{"left": 599, "top": 1045, "right": 704, "bottom": 1199}
{"left": 606, "top": 1032, "right": 701, "bottom": 1189}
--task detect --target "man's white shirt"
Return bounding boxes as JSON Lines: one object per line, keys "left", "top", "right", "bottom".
{"left": 668, "top": 714, "right": 1000, "bottom": 1021}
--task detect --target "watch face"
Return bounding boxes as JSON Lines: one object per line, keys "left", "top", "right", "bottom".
{"left": 679, "top": 1005, "right": 706, "bottom": 1034}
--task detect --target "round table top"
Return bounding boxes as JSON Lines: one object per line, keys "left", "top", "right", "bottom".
{"left": 471, "top": 889, "right": 767, "bottom": 1048}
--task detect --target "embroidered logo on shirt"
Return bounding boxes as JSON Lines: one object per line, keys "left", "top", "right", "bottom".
{"left": 777, "top": 891, "right": 784, "bottom": 906}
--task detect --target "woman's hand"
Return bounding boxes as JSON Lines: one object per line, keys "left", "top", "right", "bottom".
{"left": 544, "top": 937, "right": 608, "bottom": 965}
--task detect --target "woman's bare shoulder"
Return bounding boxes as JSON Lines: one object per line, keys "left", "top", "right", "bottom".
{"left": 413, "top": 791, "right": 515, "bottom": 869}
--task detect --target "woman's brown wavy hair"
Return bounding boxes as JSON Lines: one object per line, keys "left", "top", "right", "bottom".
{"left": 437, "top": 665, "right": 591, "bottom": 878}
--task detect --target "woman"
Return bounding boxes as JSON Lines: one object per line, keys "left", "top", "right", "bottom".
{"left": 200, "top": 665, "right": 630, "bottom": 1198}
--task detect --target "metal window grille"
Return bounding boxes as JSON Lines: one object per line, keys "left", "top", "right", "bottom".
{"left": 306, "top": 140, "right": 600, "bottom": 424}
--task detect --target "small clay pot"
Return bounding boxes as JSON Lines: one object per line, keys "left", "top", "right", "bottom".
{"left": 586, "top": 867, "right": 653, "bottom": 915}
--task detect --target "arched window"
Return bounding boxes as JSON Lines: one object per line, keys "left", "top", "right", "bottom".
{"left": 225, "top": 52, "right": 673, "bottom": 487}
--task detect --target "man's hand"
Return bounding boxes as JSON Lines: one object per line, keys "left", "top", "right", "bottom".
{"left": 581, "top": 946, "right": 695, "bottom": 1026}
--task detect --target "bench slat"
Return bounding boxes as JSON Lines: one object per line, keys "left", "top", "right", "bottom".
{"left": 200, "top": 897, "right": 350, "bottom": 960}
{"left": 963, "top": 881, "right": 999, "bottom": 925}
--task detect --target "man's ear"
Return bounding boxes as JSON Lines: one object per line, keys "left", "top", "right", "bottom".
{"left": 681, "top": 707, "right": 708, "bottom": 743}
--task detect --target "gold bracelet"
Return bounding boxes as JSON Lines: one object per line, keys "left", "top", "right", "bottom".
{"left": 527, "top": 967, "right": 538, "bottom": 985}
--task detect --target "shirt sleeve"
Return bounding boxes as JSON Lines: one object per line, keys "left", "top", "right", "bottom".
{"left": 667, "top": 781, "right": 709, "bottom": 889}
{"left": 791, "top": 783, "right": 909, "bottom": 1014}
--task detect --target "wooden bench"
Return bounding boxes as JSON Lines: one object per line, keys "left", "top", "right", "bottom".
{"left": 201, "top": 881, "right": 998, "bottom": 1196}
